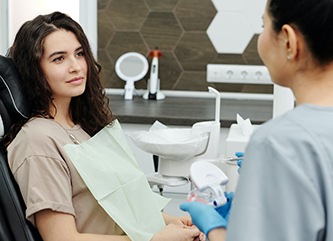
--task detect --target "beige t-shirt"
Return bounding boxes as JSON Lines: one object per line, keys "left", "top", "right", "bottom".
{"left": 7, "top": 117, "right": 125, "bottom": 235}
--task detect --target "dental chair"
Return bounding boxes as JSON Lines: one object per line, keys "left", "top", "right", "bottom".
{"left": 0, "top": 55, "right": 43, "bottom": 240}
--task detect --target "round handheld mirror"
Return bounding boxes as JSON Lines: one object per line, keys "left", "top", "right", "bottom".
{"left": 115, "top": 52, "right": 149, "bottom": 100}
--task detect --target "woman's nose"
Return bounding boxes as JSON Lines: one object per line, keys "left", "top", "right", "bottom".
{"left": 69, "top": 58, "right": 81, "bottom": 72}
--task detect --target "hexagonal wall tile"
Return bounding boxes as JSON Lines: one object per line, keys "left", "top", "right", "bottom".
{"left": 98, "top": 10, "right": 115, "bottom": 49}
{"left": 175, "top": 33, "right": 216, "bottom": 71}
{"left": 208, "top": 0, "right": 266, "bottom": 54}
{"left": 207, "top": 12, "right": 254, "bottom": 54}
{"left": 107, "top": 0, "right": 149, "bottom": 31}
{"left": 174, "top": 71, "right": 209, "bottom": 91}
{"left": 144, "top": 0, "right": 178, "bottom": 11}
{"left": 175, "top": 0, "right": 217, "bottom": 31}
{"left": 106, "top": 32, "right": 148, "bottom": 61}
{"left": 244, "top": 0, "right": 266, "bottom": 33}
{"left": 98, "top": 0, "right": 110, "bottom": 9}
{"left": 141, "top": 12, "right": 183, "bottom": 51}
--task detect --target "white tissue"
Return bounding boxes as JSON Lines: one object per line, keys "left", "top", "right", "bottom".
{"left": 224, "top": 114, "right": 257, "bottom": 192}
{"left": 236, "top": 114, "right": 253, "bottom": 136}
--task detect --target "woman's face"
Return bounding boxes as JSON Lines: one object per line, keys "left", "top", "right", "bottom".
{"left": 40, "top": 29, "right": 87, "bottom": 104}
{"left": 257, "top": 6, "right": 290, "bottom": 87}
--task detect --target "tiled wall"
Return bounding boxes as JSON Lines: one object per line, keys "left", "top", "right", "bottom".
{"left": 97, "top": 0, "right": 272, "bottom": 93}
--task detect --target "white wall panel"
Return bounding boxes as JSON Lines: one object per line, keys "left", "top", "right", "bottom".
{"left": 208, "top": 0, "right": 266, "bottom": 54}
{"left": 8, "top": 0, "right": 80, "bottom": 47}
{"left": 4, "top": 0, "right": 96, "bottom": 56}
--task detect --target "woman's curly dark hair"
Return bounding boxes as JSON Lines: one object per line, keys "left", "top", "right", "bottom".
{"left": 5, "top": 12, "right": 114, "bottom": 145}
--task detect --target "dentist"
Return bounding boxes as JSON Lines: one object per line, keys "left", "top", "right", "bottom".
{"left": 181, "top": 0, "right": 333, "bottom": 240}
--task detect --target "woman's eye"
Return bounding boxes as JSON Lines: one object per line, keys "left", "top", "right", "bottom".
{"left": 77, "top": 51, "right": 85, "bottom": 57}
{"left": 52, "top": 56, "right": 64, "bottom": 62}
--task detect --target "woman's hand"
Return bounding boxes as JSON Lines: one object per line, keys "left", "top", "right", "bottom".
{"left": 163, "top": 212, "right": 193, "bottom": 226}
{"left": 161, "top": 212, "right": 205, "bottom": 240}
{"left": 180, "top": 202, "right": 227, "bottom": 237}
{"left": 151, "top": 223, "right": 205, "bottom": 241}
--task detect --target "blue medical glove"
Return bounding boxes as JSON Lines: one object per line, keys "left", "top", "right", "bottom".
{"left": 235, "top": 152, "right": 244, "bottom": 173}
{"left": 215, "top": 192, "right": 234, "bottom": 221}
{"left": 180, "top": 201, "right": 227, "bottom": 237}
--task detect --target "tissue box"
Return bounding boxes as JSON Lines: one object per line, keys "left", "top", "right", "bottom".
{"left": 225, "top": 123, "right": 259, "bottom": 157}
{"left": 223, "top": 123, "right": 259, "bottom": 192}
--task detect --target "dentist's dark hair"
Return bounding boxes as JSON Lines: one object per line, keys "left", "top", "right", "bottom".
{"left": 6, "top": 12, "right": 114, "bottom": 145}
{"left": 268, "top": 0, "right": 333, "bottom": 65}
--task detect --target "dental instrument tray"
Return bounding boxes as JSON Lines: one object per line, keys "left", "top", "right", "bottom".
{"left": 188, "top": 161, "right": 229, "bottom": 207}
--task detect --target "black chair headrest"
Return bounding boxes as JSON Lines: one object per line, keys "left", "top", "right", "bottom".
{"left": 0, "top": 55, "right": 30, "bottom": 139}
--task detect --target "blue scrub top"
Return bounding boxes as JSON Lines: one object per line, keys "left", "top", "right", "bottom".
{"left": 227, "top": 104, "right": 333, "bottom": 241}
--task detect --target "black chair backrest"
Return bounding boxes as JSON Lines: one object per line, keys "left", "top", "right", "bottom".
{"left": 0, "top": 55, "right": 42, "bottom": 241}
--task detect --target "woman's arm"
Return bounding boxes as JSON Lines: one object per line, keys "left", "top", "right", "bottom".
{"left": 36, "top": 209, "right": 131, "bottom": 241}
{"left": 36, "top": 210, "right": 204, "bottom": 241}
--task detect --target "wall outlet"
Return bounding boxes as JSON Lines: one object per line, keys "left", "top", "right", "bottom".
{"left": 207, "top": 64, "right": 272, "bottom": 84}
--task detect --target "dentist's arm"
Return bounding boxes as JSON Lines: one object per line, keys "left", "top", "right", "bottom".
{"left": 180, "top": 191, "right": 234, "bottom": 241}
{"left": 207, "top": 228, "right": 226, "bottom": 241}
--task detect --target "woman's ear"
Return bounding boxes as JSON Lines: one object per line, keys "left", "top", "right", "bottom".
{"left": 281, "top": 24, "right": 300, "bottom": 61}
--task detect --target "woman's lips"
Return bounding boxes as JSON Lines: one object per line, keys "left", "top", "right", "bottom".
{"left": 67, "top": 76, "right": 84, "bottom": 84}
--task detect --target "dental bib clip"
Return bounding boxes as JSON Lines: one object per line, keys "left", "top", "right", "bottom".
{"left": 187, "top": 161, "right": 229, "bottom": 207}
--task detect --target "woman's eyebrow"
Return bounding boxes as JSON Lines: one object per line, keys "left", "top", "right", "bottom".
{"left": 48, "top": 51, "right": 66, "bottom": 59}
{"left": 48, "top": 46, "right": 83, "bottom": 59}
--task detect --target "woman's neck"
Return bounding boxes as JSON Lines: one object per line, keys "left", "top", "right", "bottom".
{"left": 54, "top": 115, "right": 75, "bottom": 128}
{"left": 50, "top": 98, "right": 75, "bottom": 128}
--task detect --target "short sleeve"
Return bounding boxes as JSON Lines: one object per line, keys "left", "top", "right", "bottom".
{"left": 14, "top": 155, "right": 75, "bottom": 226}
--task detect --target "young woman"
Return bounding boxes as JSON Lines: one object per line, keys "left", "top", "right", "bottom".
{"left": 181, "top": 0, "right": 333, "bottom": 240}
{"left": 6, "top": 12, "right": 204, "bottom": 241}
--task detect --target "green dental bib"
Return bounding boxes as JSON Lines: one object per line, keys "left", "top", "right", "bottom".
{"left": 64, "top": 120, "right": 170, "bottom": 241}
